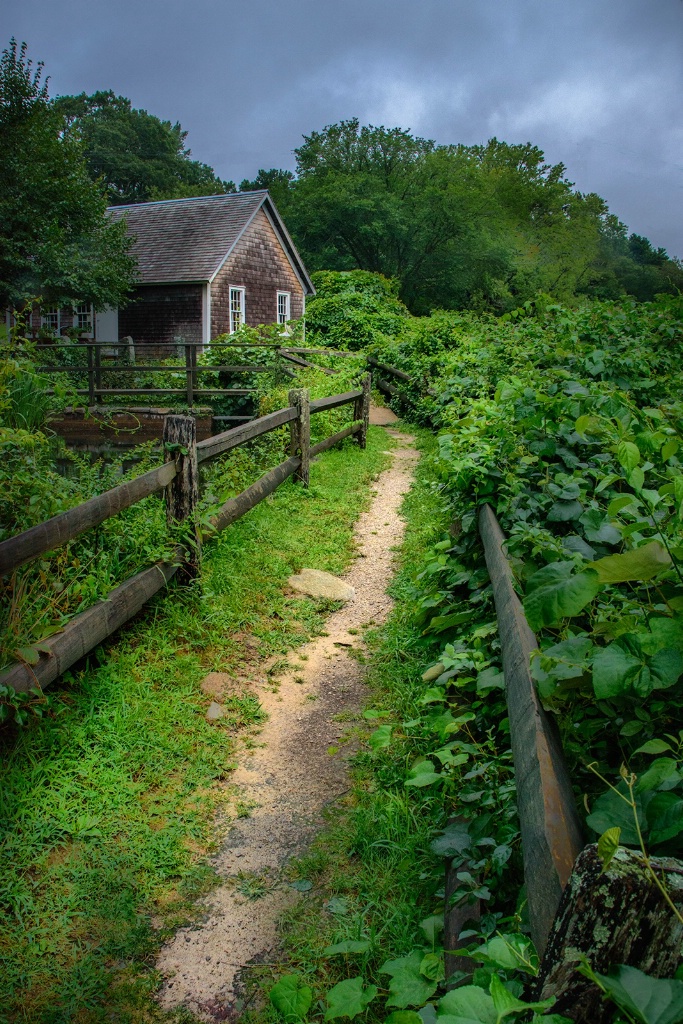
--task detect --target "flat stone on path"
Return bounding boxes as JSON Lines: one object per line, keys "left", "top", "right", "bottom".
{"left": 287, "top": 568, "right": 355, "bottom": 602}
{"left": 205, "top": 701, "right": 225, "bottom": 722}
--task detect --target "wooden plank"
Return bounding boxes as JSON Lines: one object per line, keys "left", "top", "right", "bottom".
{"left": 280, "top": 351, "right": 338, "bottom": 375}
{"left": 210, "top": 456, "right": 301, "bottom": 534}
{"left": 309, "top": 389, "right": 362, "bottom": 414}
{"left": 196, "top": 406, "right": 297, "bottom": 464}
{"left": 478, "top": 503, "right": 584, "bottom": 956}
{"left": 354, "top": 373, "right": 371, "bottom": 449}
{"left": 0, "top": 552, "right": 182, "bottom": 693}
{"left": 377, "top": 379, "right": 398, "bottom": 398}
{"left": 367, "top": 356, "right": 411, "bottom": 381}
{"left": 0, "top": 462, "right": 177, "bottom": 576}
{"left": 49, "top": 389, "right": 256, "bottom": 397}
{"left": 309, "top": 422, "right": 360, "bottom": 457}
{"left": 537, "top": 845, "right": 683, "bottom": 1022}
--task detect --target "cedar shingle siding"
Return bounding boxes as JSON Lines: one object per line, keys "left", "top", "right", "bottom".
{"left": 212, "top": 209, "right": 305, "bottom": 336}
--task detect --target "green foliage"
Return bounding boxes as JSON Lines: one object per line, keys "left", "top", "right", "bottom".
{"left": 54, "top": 89, "right": 235, "bottom": 205}
{"left": 0, "top": 40, "right": 135, "bottom": 310}
{"left": 267, "top": 121, "right": 683, "bottom": 313}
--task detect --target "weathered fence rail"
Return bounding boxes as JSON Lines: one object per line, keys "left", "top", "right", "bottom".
{"left": 0, "top": 375, "right": 371, "bottom": 695}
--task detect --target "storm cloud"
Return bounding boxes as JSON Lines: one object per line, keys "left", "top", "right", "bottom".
{"left": 6, "top": 0, "right": 682, "bottom": 255}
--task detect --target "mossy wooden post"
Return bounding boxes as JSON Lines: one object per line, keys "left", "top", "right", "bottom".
{"left": 163, "top": 414, "right": 200, "bottom": 577}
{"left": 289, "top": 388, "right": 310, "bottom": 486}
{"left": 354, "top": 372, "right": 371, "bottom": 449}
{"left": 536, "top": 845, "right": 683, "bottom": 1022}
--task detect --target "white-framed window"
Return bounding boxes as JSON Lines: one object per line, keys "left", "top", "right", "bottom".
{"left": 74, "top": 303, "right": 93, "bottom": 332}
{"left": 229, "top": 287, "right": 246, "bottom": 333}
{"left": 277, "top": 291, "right": 291, "bottom": 326}
{"left": 41, "top": 305, "right": 62, "bottom": 334}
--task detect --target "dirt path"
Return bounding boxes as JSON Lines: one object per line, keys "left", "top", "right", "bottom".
{"left": 156, "top": 414, "right": 417, "bottom": 1021}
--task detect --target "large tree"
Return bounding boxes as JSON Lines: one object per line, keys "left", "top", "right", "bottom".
{"left": 55, "top": 91, "right": 235, "bottom": 205}
{"left": 0, "top": 40, "right": 135, "bottom": 311}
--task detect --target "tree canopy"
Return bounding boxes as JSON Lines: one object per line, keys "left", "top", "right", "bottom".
{"left": 0, "top": 40, "right": 135, "bottom": 311}
{"left": 263, "top": 119, "right": 683, "bottom": 313}
{"left": 54, "top": 90, "right": 235, "bottom": 206}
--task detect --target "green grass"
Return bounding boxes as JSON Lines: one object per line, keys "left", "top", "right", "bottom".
{"left": 241, "top": 427, "right": 456, "bottom": 1021}
{"left": 0, "top": 427, "right": 392, "bottom": 1024}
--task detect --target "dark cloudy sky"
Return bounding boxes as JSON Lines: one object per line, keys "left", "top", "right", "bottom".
{"left": 6, "top": 0, "right": 683, "bottom": 256}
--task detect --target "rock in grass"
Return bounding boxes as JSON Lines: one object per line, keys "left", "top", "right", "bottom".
{"left": 287, "top": 569, "right": 355, "bottom": 603}
{"left": 206, "top": 701, "right": 226, "bottom": 721}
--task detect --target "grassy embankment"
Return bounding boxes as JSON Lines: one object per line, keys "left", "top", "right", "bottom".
{"left": 0, "top": 426, "right": 391, "bottom": 1024}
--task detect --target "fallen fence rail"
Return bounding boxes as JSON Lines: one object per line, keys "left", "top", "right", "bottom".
{"left": 0, "top": 374, "right": 371, "bottom": 695}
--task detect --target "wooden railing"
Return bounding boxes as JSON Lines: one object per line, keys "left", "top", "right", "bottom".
{"left": 0, "top": 376, "right": 371, "bottom": 695}
{"left": 29, "top": 340, "right": 291, "bottom": 407}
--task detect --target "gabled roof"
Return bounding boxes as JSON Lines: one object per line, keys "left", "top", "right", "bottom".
{"left": 107, "top": 191, "right": 314, "bottom": 294}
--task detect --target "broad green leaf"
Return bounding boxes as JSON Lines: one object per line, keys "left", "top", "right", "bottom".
{"left": 385, "top": 1013, "right": 423, "bottom": 1024}
{"left": 405, "top": 760, "right": 443, "bottom": 788}
{"left": 649, "top": 648, "right": 683, "bottom": 691}
{"left": 592, "top": 964, "right": 683, "bottom": 1024}
{"left": 661, "top": 438, "right": 679, "bottom": 461}
{"left": 597, "top": 827, "right": 621, "bottom": 872}
{"left": 547, "top": 499, "right": 583, "bottom": 522}
{"left": 270, "top": 974, "right": 313, "bottom": 1020}
{"left": 325, "top": 977, "right": 378, "bottom": 1020}
{"left": 472, "top": 934, "right": 538, "bottom": 975}
{"left": 523, "top": 563, "right": 600, "bottom": 631}
{"left": 586, "top": 784, "right": 644, "bottom": 846}
{"left": 422, "top": 663, "right": 445, "bottom": 682}
{"left": 369, "top": 725, "right": 393, "bottom": 751}
{"left": 430, "top": 821, "right": 471, "bottom": 857}
{"left": 580, "top": 508, "right": 622, "bottom": 544}
{"left": 634, "top": 739, "right": 673, "bottom": 755}
{"left": 589, "top": 541, "right": 671, "bottom": 583}
{"left": 420, "top": 953, "right": 445, "bottom": 982}
{"left": 438, "top": 986, "right": 496, "bottom": 1024}
{"left": 575, "top": 414, "right": 604, "bottom": 436}
{"left": 476, "top": 667, "right": 505, "bottom": 691}
{"left": 608, "top": 494, "right": 639, "bottom": 517}
{"left": 16, "top": 646, "right": 40, "bottom": 665}
{"left": 419, "top": 914, "right": 444, "bottom": 943}
{"left": 617, "top": 440, "right": 641, "bottom": 473}
{"left": 323, "top": 940, "right": 371, "bottom": 956}
{"left": 636, "top": 758, "right": 679, "bottom": 793}
{"left": 593, "top": 643, "right": 642, "bottom": 698}
{"left": 380, "top": 951, "right": 438, "bottom": 1009}
{"left": 489, "top": 973, "right": 555, "bottom": 1018}
{"left": 629, "top": 466, "right": 645, "bottom": 492}
{"left": 647, "top": 792, "right": 683, "bottom": 844}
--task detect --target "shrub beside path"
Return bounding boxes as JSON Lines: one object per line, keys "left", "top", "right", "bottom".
{"left": 156, "top": 411, "right": 417, "bottom": 1020}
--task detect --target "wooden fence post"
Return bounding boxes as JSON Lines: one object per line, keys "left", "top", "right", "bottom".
{"left": 163, "top": 414, "right": 200, "bottom": 577}
{"left": 184, "top": 343, "right": 194, "bottom": 408}
{"left": 288, "top": 388, "right": 310, "bottom": 486}
{"left": 94, "top": 344, "right": 102, "bottom": 403}
{"left": 354, "top": 372, "right": 371, "bottom": 449}
{"left": 87, "top": 344, "right": 95, "bottom": 406}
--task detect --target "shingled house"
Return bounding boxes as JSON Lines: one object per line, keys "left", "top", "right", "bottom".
{"left": 22, "top": 191, "right": 314, "bottom": 347}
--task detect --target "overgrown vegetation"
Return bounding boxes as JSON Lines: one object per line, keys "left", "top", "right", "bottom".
{"left": 246, "top": 275, "right": 683, "bottom": 1024}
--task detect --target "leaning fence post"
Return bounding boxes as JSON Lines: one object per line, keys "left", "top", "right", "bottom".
{"left": 288, "top": 388, "right": 310, "bottom": 486}
{"left": 354, "top": 372, "right": 371, "bottom": 449}
{"left": 163, "top": 414, "right": 200, "bottom": 577}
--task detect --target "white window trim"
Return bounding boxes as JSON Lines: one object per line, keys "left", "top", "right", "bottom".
{"left": 74, "top": 302, "right": 94, "bottom": 334}
{"left": 276, "top": 290, "right": 291, "bottom": 327}
{"left": 41, "top": 305, "right": 63, "bottom": 334}
{"left": 229, "top": 286, "right": 246, "bottom": 334}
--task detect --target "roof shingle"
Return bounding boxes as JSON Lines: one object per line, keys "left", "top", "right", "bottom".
{"left": 108, "top": 191, "right": 312, "bottom": 290}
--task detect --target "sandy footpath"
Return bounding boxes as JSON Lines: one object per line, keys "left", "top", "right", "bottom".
{"left": 156, "top": 415, "right": 417, "bottom": 1021}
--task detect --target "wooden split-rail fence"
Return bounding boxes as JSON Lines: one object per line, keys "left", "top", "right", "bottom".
{"left": 27, "top": 339, "right": 348, "bottom": 409}
{"left": 369, "top": 357, "right": 683, "bottom": 1021}
{"left": 0, "top": 376, "right": 371, "bottom": 698}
